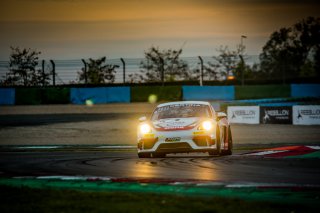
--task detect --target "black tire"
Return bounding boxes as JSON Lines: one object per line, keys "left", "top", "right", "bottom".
{"left": 221, "top": 126, "right": 233, "bottom": 155}
{"left": 209, "top": 125, "right": 221, "bottom": 156}
{"left": 152, "top": 153, "right": 166, "bottom": 158}
{"left": 138, "top": 153, "right": 151, "bottom": 158}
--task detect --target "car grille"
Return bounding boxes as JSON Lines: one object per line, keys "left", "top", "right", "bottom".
{"left": 158, "top": 142, "right": 192, "bottom": 150}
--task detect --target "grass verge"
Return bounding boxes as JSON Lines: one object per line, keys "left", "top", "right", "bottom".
{"left": 0, "top": 185, "right": 310, "bottom": 213}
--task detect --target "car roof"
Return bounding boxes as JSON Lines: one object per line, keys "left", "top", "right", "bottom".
{"left": 156, "top": 101, "right": 211, "bottom": 108}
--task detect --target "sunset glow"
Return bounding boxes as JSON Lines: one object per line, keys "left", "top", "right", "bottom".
{"left": 0, "top": 0, "right": 319, "bottom": 59}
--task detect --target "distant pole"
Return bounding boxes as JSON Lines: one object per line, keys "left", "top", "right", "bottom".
{"left": 50, "top": 60, "right": 56, "bottom": 86}
{"left": 160, "top": 58, "right": 164, "bottom": 86}
{"left": 120, "top": 58, "right": 126, "bottom": 84}
{"left": 198, "top": 56, "right": 204, "bottom": 86}
{"left": 81, "top": 59, "right": 87, "bottom": 84}
{"left": 240, "top": 35, "right": 247, "bottom": 49}
{"left": 240, "top": 35, "right": 247, "bottom": 86}
{"left": 239, "top": 55, "right": 245, "bottom": 86}
{"left": 282, "top": 66, "right": 285, "bottom": 85}
{"left": 42, "top": 60, "right": 45, "bottom": 86}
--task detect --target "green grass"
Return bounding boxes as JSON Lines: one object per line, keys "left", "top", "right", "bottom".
{"left": 131, "top": 86, "right": 182, "bottom": 102}
{"left": 0, "top": 185, "right": 308, "bottom": 213}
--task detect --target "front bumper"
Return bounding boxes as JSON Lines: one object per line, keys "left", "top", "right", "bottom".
{"left": 137, "top": 130, "right": 217, "bottom": 154}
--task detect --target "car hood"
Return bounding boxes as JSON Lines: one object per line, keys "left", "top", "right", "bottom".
{"left": 152, "top": 117, "right": 200, "bottom": 131}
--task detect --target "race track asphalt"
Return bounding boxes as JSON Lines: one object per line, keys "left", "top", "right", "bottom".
{"left": 0, "top": 104, "right": 319, "bottom": 186}
{"left": 0, "top": 151, "right": 319, "bottom": 185}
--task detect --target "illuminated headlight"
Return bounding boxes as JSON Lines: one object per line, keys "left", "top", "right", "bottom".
{"left": 202, "top": 121, "right": 213, "bottom": 131}
{"left": 140, "top": 123, "right": 151, "bottom": 134}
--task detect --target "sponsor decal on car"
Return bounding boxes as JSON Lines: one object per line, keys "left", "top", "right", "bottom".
{"left": 193, "top": 131, "right": 206, "bottom": 135}
{"left": 143, "top": 133, "right": 155, "bottom": 138}
{"left": 165, "top": 137, "right": 181, "bottom": 142}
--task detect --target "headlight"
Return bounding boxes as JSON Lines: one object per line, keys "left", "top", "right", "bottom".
{"left": 140, "top": 123, "right": 151, "bottom": 134}
{"left": 201, "top": 121, "right": 213, "bottom": 131}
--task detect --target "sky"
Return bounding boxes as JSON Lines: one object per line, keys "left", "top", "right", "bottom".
{"left": 0, "top": 0, "right": 319, "bottom": 60}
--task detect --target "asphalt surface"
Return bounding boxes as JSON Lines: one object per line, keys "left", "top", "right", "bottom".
{"left": 0, "top": 108, "right": 320, "bottom": 185}
{"left": 0, "top": 151, "right": 319, "bottom": 185}
{"left": 1, "top": 113, "right": 320, "bottom": 145}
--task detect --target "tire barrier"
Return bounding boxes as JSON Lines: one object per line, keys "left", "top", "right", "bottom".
{"left": 227, "top": 105, "right": 320, "bottom": 125}
{"left": 291, "top": 84, "right": 320, "bottom": 98}
{"left": 235, "top": 85, "right": 290, "bottom": 100}
{"left": 0, "top": 88, "right": 15, "bottom": 105}
{"left": 1, "top": 84, "right": 320, "bottom": 107}
{"left": 70, "top": 87, "right": 130, "bottom": 104}
{"left": 131, "top": 86, "right": 181, "bottom": 102}
{"left": 15, "top": 88, "right": 42, "bottom": 105}
{"left": 183, "top": 86, "right": 235, "bottom": 101}
{"left": 15, "top": 88, "right": 69, "bottom": 105}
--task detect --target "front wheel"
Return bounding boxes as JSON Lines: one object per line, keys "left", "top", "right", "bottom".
{"left": 138, "top": 153, "right": 151, "bottom": 158}
{"left": 209, "top": 125, "right": 221, "bottom": 156}
{"left": 151, "top": 153, "right": 166, "bottom": 158}
{"left": 221, "top": 126, "right": 233, "bottom": 155}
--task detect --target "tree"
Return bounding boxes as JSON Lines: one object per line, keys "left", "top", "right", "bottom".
{"left": 206, "top": 46, "right": 243, "bottom": 80}
{"left": 260, "top": 16, "right": 320, "bottom": 81}
{"left": 78, "top": 57, "right": 117, "bottom": 84}
{"left": 3, "top": 46, "right": 49, "bottom": 86}
{"left": 139, "top": 46, "right": 189, "bottom": 82}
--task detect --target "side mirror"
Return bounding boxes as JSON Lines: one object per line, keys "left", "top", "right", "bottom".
{"left": 216, "top": 112, "right": 227, "bottom": 120}
{"left": 139, "top": 116, "right": 147, "bottom": 122}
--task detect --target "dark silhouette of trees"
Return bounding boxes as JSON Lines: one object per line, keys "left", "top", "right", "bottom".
{"left": 138, "top": 46, "right": 190, "bottom": 82}
{"left": 206, "top": 46, "right": 244, "bottom": 80}
{"left": 260, "top": 16, "right": 320, "bottom": 81}
{"left": 3, "top": 46, "right": 49, "bottom": 86}
{"left": 78, "top": 57, "right": 117, "bottom": 84}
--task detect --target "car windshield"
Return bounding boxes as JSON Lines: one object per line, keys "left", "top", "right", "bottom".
{"left": 151, "top": 104, "right": 212, "bottom": 120}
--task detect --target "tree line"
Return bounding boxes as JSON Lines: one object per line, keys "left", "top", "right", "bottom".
{"left": 1, "top": 16, "right": 319, "bottom": 86}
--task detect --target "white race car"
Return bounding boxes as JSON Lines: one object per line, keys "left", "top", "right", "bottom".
{"left": 137, "top": 101, "right": 233, "bottom": 158}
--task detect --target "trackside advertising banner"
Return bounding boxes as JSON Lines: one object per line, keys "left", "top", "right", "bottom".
{"left": 293, "top": 105, "right": 320, "bottom": 125}
{"left": 227, "top": 106, "right": 260, "bottom": 124}
{"left": 260, "top": 106, "right": 292, "bottom": 124}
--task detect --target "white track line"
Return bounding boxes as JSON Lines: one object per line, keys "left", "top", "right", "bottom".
{"left": 15, "top": 146, "right": 61, "bottom": 149}
{"left": 96, "top": 145, "right": 136, "bottom": 149}
{"left": 245, "top": 150, "right": 287, "bottom": 156}
{"left": 36, "top": 175, "right": 112, "bottom": 181}
{"left": 307, "top": 146, "right": 320, "bottom": 150}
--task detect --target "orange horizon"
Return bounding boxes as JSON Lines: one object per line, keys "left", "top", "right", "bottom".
{"left": 0, "top": 0, "right": 319, "bottom": 59}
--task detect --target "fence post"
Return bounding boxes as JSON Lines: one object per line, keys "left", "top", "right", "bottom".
{"left": 81, "top": 59, "right": 87, "bottom": 84}
{"left": 50, "top": 60, "right": 55, "bottom": 86}
{"left": 198, "top": 56, "right": 203, "bottom": 86}
{"left": 239, "top": 55, "right": 245, "bottom": 86}
{"left": 120, "top": 58, "right": 126, "bottom": 84}
{"left": 160, "top": 57, "right": 164, "bottom": 86}
{"left": 42, "top": 60, "right": 45, "bottom": 86}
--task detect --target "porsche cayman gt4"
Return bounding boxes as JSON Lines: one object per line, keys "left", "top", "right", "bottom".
{"left": 137, "top": 101, "right": 233, "bottom": 158}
